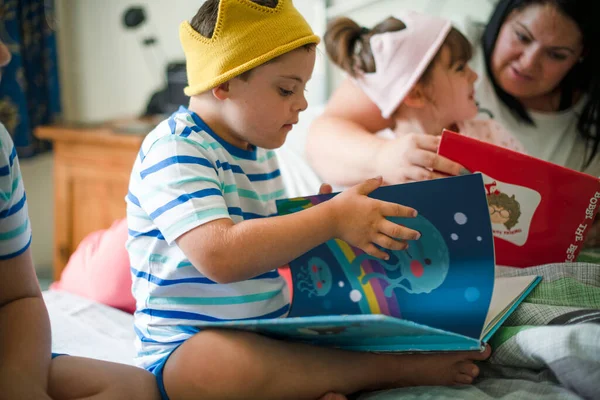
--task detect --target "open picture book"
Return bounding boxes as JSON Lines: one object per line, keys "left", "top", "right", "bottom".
{"left": 193, "top": 174, "right": 541, "bottom": 352}
{"left": 438, "top": 130, "right": 600, "bottom": 268}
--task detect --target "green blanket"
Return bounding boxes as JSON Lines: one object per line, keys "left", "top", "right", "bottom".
{"left": 578, "top": 248, "right": 600, "bottom": 264}
{"left": 360, "top": 262, "right": 600, "bottom": 400}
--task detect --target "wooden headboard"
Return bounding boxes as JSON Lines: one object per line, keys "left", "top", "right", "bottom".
{"left": 35, "top": 123, "right": 147, "bottom": 281}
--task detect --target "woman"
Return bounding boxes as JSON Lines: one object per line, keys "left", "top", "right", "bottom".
{"left": 306, "top": 0, "right": 599, "bottom": 186}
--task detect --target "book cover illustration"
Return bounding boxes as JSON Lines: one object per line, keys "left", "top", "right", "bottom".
{"left": 438, "top": 130, "right": 600, "bottom": 267}
{"left": 277, "top": 174, "right": 496, "bottom": 340}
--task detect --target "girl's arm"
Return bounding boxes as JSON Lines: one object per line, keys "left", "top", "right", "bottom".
{"left": 306, "top": 79, "right": 393, "bottom": 186}
{"left": 306, "top": 79, "right": 465, "bottom": 186}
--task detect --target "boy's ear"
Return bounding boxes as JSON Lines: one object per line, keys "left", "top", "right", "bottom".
{"left": 403, "top": 84, "right": 427, "bottom": 108}
{"left": 212, "top": 81, "right": 231, "bottom": 101}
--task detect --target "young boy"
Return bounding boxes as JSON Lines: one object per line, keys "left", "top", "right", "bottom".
{"left": 126, "top": 1, "right": 490, "bottom": 399}
{"left": 0, "top": 39, "right": 159, "bottom": 400}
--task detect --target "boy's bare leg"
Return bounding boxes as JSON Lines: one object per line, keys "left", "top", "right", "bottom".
{"left": 164, "top": 329, "right": 490, "bottom": 400}
{"left": 48, "top": 356, "right": 160, "bottom": 400}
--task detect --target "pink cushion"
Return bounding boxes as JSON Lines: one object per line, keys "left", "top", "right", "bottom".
{"left": 51, "top": 218, "right": 295, "bottom": 314}
{"left": 50, "top": 218, "right": 135, "bottom": 314}
{"left": 278, "top": 266, "right": 293, "bottom": 301}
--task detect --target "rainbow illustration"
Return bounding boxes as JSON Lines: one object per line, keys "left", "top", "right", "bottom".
{"left": 329, "top": 239, "right": 402, "bottom": 318}
{"left": 278, "top": 195, "right": 403, "bottom": 318}
{"left": 276, "top": 197, "right": 323, "bottom": 214}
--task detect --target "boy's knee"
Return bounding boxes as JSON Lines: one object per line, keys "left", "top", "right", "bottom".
{"left": 196, "top": 330, "right": 271, "bottom": 385}
{"left": 164, "top": 330, "right": 271, "bottom": 399}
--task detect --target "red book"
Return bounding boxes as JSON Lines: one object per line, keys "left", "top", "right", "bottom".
{"left": 438, "top": 129, "right": 600, "bottom": 268}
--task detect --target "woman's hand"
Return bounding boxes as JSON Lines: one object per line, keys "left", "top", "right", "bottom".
{"left": 584, "top": 217, "right": 600, "bottom": 249}
{"left": 375, "top": 134, "right": 468, "bottom": 184}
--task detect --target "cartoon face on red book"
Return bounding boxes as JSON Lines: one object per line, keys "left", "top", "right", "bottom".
{"left": 438, "top": 130, "right": 600, "bottom": 267}
{"left": 488, "top": 194, "right": 521, "bottom": 229}
{"left": 482, "top": 174, "right": 541, "bottom": 246}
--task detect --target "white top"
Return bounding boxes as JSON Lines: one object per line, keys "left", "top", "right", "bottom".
{"left": 467, "top": 30, "right": 599, "bottom": 177}
{"left": 458, "top": 119, "right": 526, "bottom": 153}
{"left": 378, "top": 118, "right": 526, "bottom": 154}
{"left": 127, "top": 107, "right": 289, "bottom": 371}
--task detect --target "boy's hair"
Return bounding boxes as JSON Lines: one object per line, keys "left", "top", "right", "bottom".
{"left": 325, "top": 16, "right": 472, "bottom": 84}
{"left": 191, "top": 0, "right": 279, "bottom": 39}
{"left": 189, "top": 0, "right": 312, "bottom": 81}
{"left": 180, "top": 0, "right": 319, "bottom": 96}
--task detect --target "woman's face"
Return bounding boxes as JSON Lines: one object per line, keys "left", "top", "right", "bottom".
{"left": 491, "top": 4, "right": 584, "bottom": 102}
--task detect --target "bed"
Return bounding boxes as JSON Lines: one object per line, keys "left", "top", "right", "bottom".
{"left": 44, "top": 0, "right": 600, "bottom": 399}
{"left": 45, "top": 262, "right": 600, "bottom": 399}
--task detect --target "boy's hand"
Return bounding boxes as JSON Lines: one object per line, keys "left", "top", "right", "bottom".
{"left": 328, "top": 176, "right": 420, "bottom": 259}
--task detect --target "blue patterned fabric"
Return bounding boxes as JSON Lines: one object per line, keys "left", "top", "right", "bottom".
{"left": 0, "top": 0, "right": 61, "bottom": 158}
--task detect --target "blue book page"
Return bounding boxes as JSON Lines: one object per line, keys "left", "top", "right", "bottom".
{"left": 192, "top": 315, "right": 483, "bottom": 352}
{"left": 276, "top": 174, "right": 496, "bottom": 340}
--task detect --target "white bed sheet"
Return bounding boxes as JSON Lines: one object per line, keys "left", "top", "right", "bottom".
{"left": 44, "top": 290, "right": 137, "bottom": 366}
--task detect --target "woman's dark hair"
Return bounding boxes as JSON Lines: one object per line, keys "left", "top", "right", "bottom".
{"left": 482, "top": 0, "right": 600, "bottom": 168}
{"left": 324, "top": 16, "right": 471, "bottom": 83}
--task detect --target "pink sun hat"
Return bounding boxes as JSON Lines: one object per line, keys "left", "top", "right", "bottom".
{"left": 353, "top": 11, "right": 452, "bottom": 119}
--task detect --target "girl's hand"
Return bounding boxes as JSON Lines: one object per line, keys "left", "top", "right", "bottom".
{"left": 375, "top": 134, "right": 468, "bottom": 183}
{"left": 327, "top": 176, "right": 420, "bottom": 259}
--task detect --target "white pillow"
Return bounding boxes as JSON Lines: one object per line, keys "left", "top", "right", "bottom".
{"left": 277, "top": 105, "right": 325, "bottom": 198}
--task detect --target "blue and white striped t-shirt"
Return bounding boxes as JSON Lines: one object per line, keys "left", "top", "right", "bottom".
{"left": 127, "top": 106, "right": 290, "bottom": 371}
{"left": 0, "top": 123, "right": 31, "bottom": 260}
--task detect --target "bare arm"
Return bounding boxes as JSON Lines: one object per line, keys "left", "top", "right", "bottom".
{"left": 177, "top": 177, "right": 420, "bottom": 284}
{"left": 306, "top": 79, "right": 393, "bottom": 186}
{"left": 0, "top": 248, "right": 53, "bottom": 400}
{"left": 306, "top": 79, "right": 466, "bottom": 186}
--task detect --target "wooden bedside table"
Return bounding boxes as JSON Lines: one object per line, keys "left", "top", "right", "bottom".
{"left": 35, "top": 119, "right": 157, "bottom": 280}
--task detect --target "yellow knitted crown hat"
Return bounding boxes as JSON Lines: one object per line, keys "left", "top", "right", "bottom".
{"left": 180, "top": 0, "right": 320, "bottom": 96}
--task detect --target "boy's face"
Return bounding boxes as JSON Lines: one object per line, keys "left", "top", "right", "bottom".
{"left": 221, "top": 47, "right": 316, "bottom": 150}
